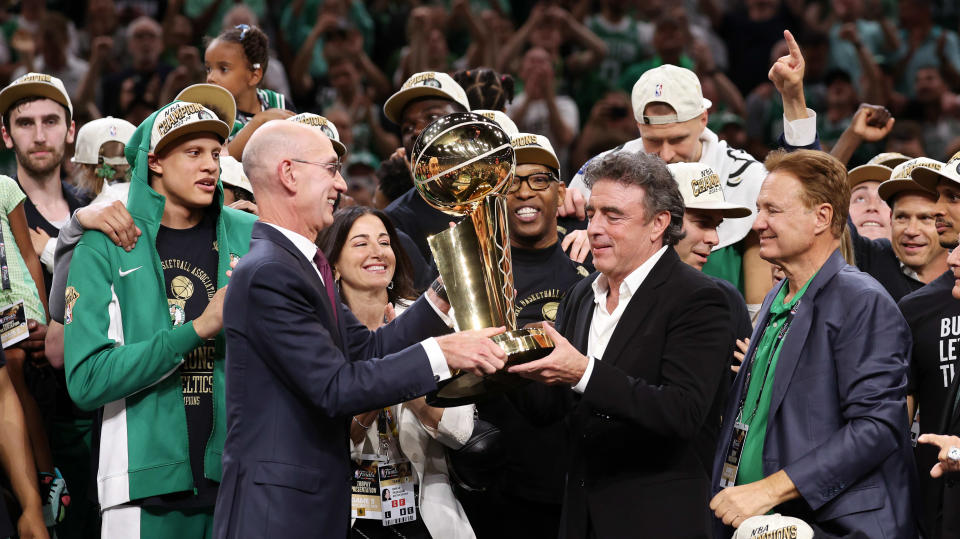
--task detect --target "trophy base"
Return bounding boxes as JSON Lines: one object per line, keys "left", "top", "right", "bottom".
{"left": 425, "top": 327, "right": 554, "bottom": 408}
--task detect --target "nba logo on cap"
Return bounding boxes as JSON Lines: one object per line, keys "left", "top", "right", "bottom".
{"left": 654, "top": 84, "right": 663, "bottom": 97}
{"left": 109, "top": 126, "right": 117, "bottom": 137}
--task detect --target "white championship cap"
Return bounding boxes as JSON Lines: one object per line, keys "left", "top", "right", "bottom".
{"left": 383, "top": 71, "right": 470, "bottom": 125}
{"left": 732, "top": 514, "right": 814, "bottom": 539}
{"left": 474, "top": 109, "right": 519, "bottom": 137}
{"left": 846, "top": 151, "right": 912, "bottom": 188}
{"left": 175, "top": 83, "right": 237, "bottom": 128}
{"left": 632, "top": 64, "right": 712, "bottom": 125}
{"left": 287, "top": 113, "right": 347, "bottom": 158}
{"left": 511, "top": 133, "right": 560, "bottom": 172}
{"left": 0, "top": 72, "right": 73, "bottom": 118}
{"left": 668, "top": 162, "right": 751, "bottom": 218}
{"left": 912, "top": 151, "right": 960, "bottom": 191}
{"left": 878, "top": 157, "right": 938, "bottom": 204}
{"left": 219, "top": 155, "right": 252, "bottom": 195}
{"left": 72, "top": 117, "right": 136, "bottom": 165}
{"left": 150, "top": 101, "right": 230, "bottom": 154}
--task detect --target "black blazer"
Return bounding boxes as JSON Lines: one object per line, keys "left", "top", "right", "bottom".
{"left": 519, "top": 248, "right": 733, "bottom": 539}
{"left": 212, "top": 222, "right": 450, "bottom": 539}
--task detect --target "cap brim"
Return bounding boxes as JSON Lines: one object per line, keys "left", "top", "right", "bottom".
{"left": 877, "top": 178, "right": 936, "bottom": 205}
{"left": 383, "top": 87, "right": 458, "bottom": 125}
{"left": 878, "top": 156, "right": 910, "bottom": 168}
{"left": 0, "top": 82, "right": 71, "bottom": 118}
{"left": 686, "top": 200, "right": 752, "bottom": 218}
{"left": 847, "top": 164, "right": 893, "bottom": 186}
{"left": 153, "top": 119, "right": 230, "bottom": 155}
{"left": 515, "top": 147, "right": 560, "bottom": 172}
{"left": 331, "top": 139, "right": 347, "bottom": 158}
{"left": 912, "top": 166, "right": 960, "bottom": 191}
{"left": 175, "top": 85, "right": 237, "bottom": 129}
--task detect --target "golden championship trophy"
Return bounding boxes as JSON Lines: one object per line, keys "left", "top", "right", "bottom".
{"left": 413, "top": 112, "right": 554, "bottom": 407}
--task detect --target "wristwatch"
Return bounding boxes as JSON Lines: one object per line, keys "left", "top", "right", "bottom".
{"left": 430, "top": 277, "right": 448, "bottom": 302}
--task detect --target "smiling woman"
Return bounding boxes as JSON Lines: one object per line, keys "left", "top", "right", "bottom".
{"left": 317, "top": 206, "right": 417, "bottom": 330}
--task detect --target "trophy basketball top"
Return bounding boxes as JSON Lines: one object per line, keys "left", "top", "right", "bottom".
{"left": 411, "top": 112, "right": 516, "bottom": 216}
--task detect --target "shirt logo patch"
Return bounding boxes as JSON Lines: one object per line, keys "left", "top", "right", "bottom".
{"left": 64, "top": 286, "right": 79, "bottom": 325}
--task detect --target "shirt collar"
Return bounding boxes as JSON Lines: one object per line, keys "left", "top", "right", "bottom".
{"left": 264, "top": 222, "right": 318, "bottom": 262}
{"left": 591, "top": 245, "right": 669, "bottom": 304}
{"left": 900, "top": 261, "right": 921, "bottom": 282}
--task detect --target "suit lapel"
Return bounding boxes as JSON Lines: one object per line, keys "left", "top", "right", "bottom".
{"left": 253, "top": 222, "right": 343, "bottom": 349}
{"left": 571, "top": 277, "right": 596, "bottom": 353}
{"left": 600, "top": 249, "right": 677, "bottom": 367}
{"left": 766, "top": 250, "right": 846, "bottom": 423}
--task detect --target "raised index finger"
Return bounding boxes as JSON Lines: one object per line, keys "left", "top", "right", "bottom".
{"left": 784, "top": 30, "right": 801, "bottom": 60}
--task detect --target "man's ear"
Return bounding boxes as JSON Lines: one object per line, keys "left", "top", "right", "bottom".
{"left": 147, "top": 153, "right": 162, "bottom": 176}
{"left": 555, "top": 183, "right": 567, "bottom": 211}
{"left": 1, "top": 125, "right": 12, "bottom": 150}
{"left": 650, "top": 210, "right": 671, "bottom": 242}
{"left": 815, "top": 203, "right": 834, "bottom": 235}
{"left": 277, "top": 159, "right": 297, "bottom": 193}
{"left": 65, "top": 120, "right": 76, "bottom": 145}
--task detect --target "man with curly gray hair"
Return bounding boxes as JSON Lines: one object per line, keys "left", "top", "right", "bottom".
{"left": 509, "top": 150, "right": 735, "bottom": 538}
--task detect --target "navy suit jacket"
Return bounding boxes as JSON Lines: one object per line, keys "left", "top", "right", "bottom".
{"left": 711, "top": 250, "right": 919, "bottom": 538}
{"left": 213, "top": 222, "right": 451, "bottom": 539}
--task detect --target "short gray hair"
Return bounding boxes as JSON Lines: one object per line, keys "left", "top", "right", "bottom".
{"left": 583, "top": 151, "right": 685, "bottom": 246}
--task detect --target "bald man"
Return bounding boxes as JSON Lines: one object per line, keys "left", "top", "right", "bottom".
{"left": 213, "top": 121, "right": 508, "bottom": 539}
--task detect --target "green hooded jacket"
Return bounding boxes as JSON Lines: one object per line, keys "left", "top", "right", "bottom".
{"left": 63, "top": 102, "right": 256, "bottom": 509}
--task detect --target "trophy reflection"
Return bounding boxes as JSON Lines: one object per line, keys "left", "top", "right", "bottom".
{"left": 413, "top": 112, "right": 554, "bottom": 407}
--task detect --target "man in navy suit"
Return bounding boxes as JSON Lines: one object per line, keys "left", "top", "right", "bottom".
{"left": 212, "top": 120, "right": 507, "bottom": 539}
{"left": 709, "top": 150, "right": 917, "bottom": 537}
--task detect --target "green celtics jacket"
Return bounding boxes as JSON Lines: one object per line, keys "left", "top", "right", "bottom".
{"left": 63, "top": 102, "right": 256, "bottom": 510}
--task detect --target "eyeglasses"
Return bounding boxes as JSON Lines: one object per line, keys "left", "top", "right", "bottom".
{"left": 291, "top": 158, "right": 342, "bottom": 177}
{"left": 507, "top": 172, "right": 558, "bottom": 194}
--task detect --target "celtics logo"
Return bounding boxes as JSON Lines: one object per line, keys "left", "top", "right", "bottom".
{"left": 168, "top": 275, "right": 194, "bottom": 327}
{"left": 541, "top": 301, "right": 559, "bottom": 321}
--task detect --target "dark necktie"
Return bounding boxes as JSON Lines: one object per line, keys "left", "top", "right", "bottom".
{"left": 312, "top": 249, "right": 338, "bottom": 324}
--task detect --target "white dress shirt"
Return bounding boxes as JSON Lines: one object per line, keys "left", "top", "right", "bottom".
{"left": 573, "top": 246, "right": 669, "bottom": 393}
{"left": 264, "top": 222, "right": 451, "bottom": 381}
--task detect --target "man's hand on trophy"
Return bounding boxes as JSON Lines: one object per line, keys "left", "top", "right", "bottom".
{"left": 508, "top": 323, "right": 588, "bottom": 385}
{"left": 436, "top": 327, "right": 507, "bottom": 377}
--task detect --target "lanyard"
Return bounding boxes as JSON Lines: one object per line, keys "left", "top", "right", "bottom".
{"left": 736, "top": 299, "right": 801, "bottom": 424}
{"left": 0, "top": 224, "right": 11, "bottom": 291}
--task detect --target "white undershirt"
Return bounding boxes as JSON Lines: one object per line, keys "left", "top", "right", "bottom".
{"left": 573, "top": 246, "right": 669, "bottom": 393}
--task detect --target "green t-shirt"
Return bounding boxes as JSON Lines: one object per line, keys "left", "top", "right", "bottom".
{"left": 736, "top": 275, "right": 815, "bottom": 485}
{"left": 0, "top": 175, "right": 45, "bottom": 322}
{"left": 702, "top": 243, "right": 744, "bottom": 294}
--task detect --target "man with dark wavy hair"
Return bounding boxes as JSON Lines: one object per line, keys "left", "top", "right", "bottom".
{"left": 509, "top": 150, "right": 733, "bottom": 538}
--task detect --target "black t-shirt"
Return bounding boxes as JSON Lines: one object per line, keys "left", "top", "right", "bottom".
{"left": 849, "top": 219, "right": 924, "bottom": 302}
{"left": 148, "top": 213, "right": 220, "bottom": 508}
{"left": 13, "top": 176, "right": 91, "bottom": 422}
{"left": 513, "top": 242, "right": 590, "bottom": 328}
{"left": 899, "top": 270, "right": 960, "bottom": 532}
{"left": 13, "top": 176, "right": 90, "bottom": 296}
{"left": 475, "top": 241, "right": 587, "bottom": 503}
